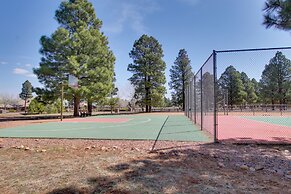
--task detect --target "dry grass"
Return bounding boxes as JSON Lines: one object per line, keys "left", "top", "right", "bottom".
{"left": 0, "top": 138, "right": 290, "bottom": 194}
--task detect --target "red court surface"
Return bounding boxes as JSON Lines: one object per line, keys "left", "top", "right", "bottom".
{"left": 62, "top": 117, "right": 130, "bottom": 123}
{"left": 217, "top": 116, "right": 291, "bottom": 144}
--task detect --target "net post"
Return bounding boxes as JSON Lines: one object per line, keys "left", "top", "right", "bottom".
{"left": 213, "top": 50, "right": 218, "bottom": 143}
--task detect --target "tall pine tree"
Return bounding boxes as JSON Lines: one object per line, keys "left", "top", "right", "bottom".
{"left": 240, "top": 72, "right": 258, "bottom": 104}
{"left": 34, "top": 0, "right": 115, "bottom": 116}
{"left": 260, "top": 51, "right": 291, "bottom": 105}
{"left": 169, "top": 49, "right": 192, "bottom": 110}
{"left": 218, "top": 66, "right": 247, "bottom": 107}
{"left": 127, "top": 34, "right": 166, "bottom": 112}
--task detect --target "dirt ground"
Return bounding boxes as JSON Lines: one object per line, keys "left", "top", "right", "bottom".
{"left": 0, "top": 138, "right": 290, "bottom": 194}
{"left": 0, "top": 116, "right": 290, "bottom": 193}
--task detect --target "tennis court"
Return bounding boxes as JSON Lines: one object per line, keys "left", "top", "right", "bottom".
{"left": 0, "top": 114, "right": 210, "bottom": 142}
{"left": 217, "top": 115, "right": 291, "bottom": 143}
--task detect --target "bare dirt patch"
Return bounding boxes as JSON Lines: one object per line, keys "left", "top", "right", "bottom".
{"left": 0, "top": 138, "right": 290, "bottom": 193}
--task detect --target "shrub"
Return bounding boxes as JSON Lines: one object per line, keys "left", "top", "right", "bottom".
{"left": 28, "top": 99, "right": 45, "bottom": 114}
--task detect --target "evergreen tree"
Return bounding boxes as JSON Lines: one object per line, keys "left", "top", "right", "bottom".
{"left": 251, "top": 78, "right": 262, "bottom": 103}
{"left": 202, "top": 72, "right": 214, "bottom": 111}
{"left": 259, "top": 51, "right": 291, "bottom": 105}
{"left": 127, "top": 34, "right": 166, "bottom": 112}
{"left": 240, "top": 72, "right": 258, "bottom": 104}
{"left": 19, "top": 80, "right": 33, "bottom": 113}
{"left": 169, "top": 49, "right": 192, "bottom": 110}
{"left": 34, "top": 0, "right": 115, "bottom": 116}
{"left": 263, "top": 0, "right": 291, "bottom": 31}
{"left": 218, "top": 66, "right": 247, "bottom": 107}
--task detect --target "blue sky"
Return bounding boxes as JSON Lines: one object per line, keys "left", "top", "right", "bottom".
{"left": 0, "top": 0, "right": 290, "bottom": 99}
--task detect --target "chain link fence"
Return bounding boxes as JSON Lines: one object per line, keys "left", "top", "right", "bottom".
{"left": 185, "top": 47, "right": 291, "bottom": 144}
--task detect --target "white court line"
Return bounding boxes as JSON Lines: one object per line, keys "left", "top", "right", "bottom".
{"left": 3, "top": 117, "right": 152, "bottom": 132}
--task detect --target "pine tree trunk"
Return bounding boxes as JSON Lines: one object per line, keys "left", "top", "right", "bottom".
{"left": 87, "top": 100, "right": 92, "bottom": 116}
{"left": 182, "top": 84, "right": 185, "bottom": 111}
{"left": 74, "top": 96, "right": 80, "bottom": 117}
{"left": 145, "top": 76, "right": 149, "bottom": 113}
{"left": 24, "top": 97, "right": 27, "bottom": 113}
{"left": 148, "top": 76, "right": 151, "bottom": 113}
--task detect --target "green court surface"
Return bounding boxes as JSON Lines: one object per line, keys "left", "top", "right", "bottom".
{"left": 242, "top": 116, "right": 291, "bottom": 127}
{"left": 0, "top": 115, "right": 210, "bottom": 142}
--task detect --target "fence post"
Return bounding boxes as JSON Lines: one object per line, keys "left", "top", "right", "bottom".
{"left": 200, "top": 69, "right": 203, "bottom": 131}
{"left": 213, "top": 50, "right": 218, "bottom": 143}
{"left": 189, "top": 79, "right": 192, "bottom": 121}
{"left": 194, "top": 75, "right": 197, "bottom": 124}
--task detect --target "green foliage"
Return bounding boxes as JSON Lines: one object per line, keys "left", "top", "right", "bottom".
{"left": 45, "top": 104, "right": 58, "bottom": 114}
{"left": 251, "top": 78, "right": 261, "bottom": 102}
{"left": 169, "top": 49, "right": 192, "bottom": 110}
{"left": 240, "top": 72, "right": 258, "bottom": 104}
{"left": 45, "top": 99, "right": 64, "bottom": 114}
{"left": 107, "top": 97, "right": 119, "bottom": 113}
{"left": 259, "top": 51, "right": 291, "bottom": 104}
{"left": 19, "top": 80, "right": 33, "bottom": 113}
{"left": 202, "top": 72, "right": 214, "bottom": 110}
{"left": 34, "top": 0, "right": 115, "bottom": 116}
{"left": 218, "top": 66, "right": 247, "bottom": 106}
{"left": 127, "top": 34, "right": 166, "bottom": 112}
{"left": 19, "top": 80, "right": 33, "bottom": 100}
{"left": 263, "top": 0, "right": 291, "bottom": 31}
{"left": 163, "top": 97, "right": 172, "bottom": 107}
{"left": 28, "top": 99, "right": 45, "bottom": 114}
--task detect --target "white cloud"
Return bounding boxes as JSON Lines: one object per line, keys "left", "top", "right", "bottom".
{"left": 103, "top": 1, "right": 159, "bottom": 35}
{"left": 13, "top": 68, "right": 29, "bottom": 75}
{"left": 13, "top": 68, "right": 36, "bottom": 78}
{"left": 0, "top": 61, "right": 8, "bottom": 65}
{"left": 25, "top": 63, "right": 33, "bottom": 67}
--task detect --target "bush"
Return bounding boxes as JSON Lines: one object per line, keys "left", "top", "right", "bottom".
{"left": 28, "top": 99, "right": 45, "bottom": 114}
{"left": 44, "top": 99, "right": 64, "bottom": 114}
{"left": 45, "top": 104, "right": 58, "bottom": 114}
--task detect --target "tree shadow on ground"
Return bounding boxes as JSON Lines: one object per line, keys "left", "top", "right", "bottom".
{"left": 47, "top": 143, "right": 291, "bottom": 193}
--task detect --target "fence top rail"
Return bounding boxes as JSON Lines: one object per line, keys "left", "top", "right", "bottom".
{"left": 215, "top": 46, "right": 291, "bottom": 53}
{"left": 195, "top": 53, "right": 213, "bottom": 77}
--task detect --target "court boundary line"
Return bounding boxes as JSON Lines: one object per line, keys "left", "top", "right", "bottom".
{"left": 0, "top": 117, "right": 152, "bottom": 133}
{"left": 237, "top": 116, "right": 291, "bottom": 129}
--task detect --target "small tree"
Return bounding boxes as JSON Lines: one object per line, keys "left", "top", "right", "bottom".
{"left": 108, "top": 97, "right": 119, "bottom": 114}
{"left": 19, "top": 80, "right": 33, "bottom": 113}
{"left": 28, "top": 99, "right": 45, "bottom": 114}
